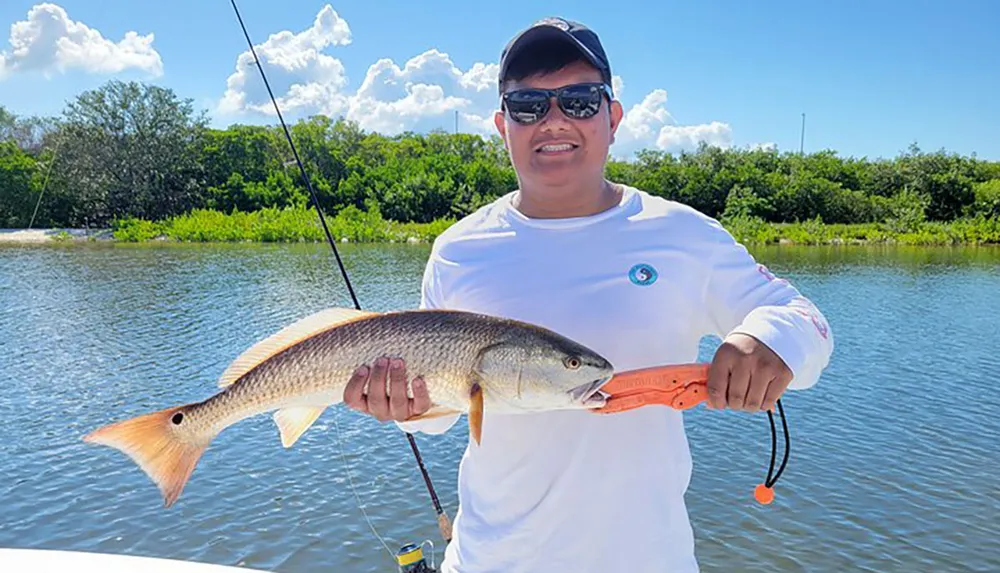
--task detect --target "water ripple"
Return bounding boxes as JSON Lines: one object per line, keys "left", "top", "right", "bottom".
{"left": 1, "top": 243, "right": 998, "bottom": 572}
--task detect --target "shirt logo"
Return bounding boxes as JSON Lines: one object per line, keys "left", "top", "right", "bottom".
{"left": 757, "top": 263, "right": 788, "bottom": 286}
{"left": 628, "top": 263, "right": 658, "bottom": 286}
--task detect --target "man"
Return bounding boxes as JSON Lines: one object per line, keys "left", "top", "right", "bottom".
{"left": 343, "top": 17, "right": 834, "bottom": 572}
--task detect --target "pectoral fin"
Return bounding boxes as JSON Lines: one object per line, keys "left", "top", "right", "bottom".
{"left": 273, "top": 406, "right": 326, "bottom": 448}
{"left": 469, "top": 383, "right": 483, "bottom": 446}
{"left": 468, "top": 345, "right": 503, "bottom": 447}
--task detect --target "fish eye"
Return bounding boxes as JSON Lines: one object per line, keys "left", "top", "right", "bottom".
{"left": 171, "top": 412, "right": 184, "bottom": 425}
{"left": 563, "top": 356, "right": 581, "bottom": 369}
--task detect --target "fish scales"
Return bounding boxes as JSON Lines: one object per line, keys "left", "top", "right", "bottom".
{"left": 186, "top": 311, "right": 489, "bottom": 431}
{"left": 82, "top": 307, "right": 615, "bottom": 507}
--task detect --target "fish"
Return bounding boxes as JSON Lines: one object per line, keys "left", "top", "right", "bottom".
{"left": 82, "top": 306, "right": 614, "bottom": 507}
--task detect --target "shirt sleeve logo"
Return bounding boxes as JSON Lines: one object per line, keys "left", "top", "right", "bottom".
{"left": 628, "top": 263, "right": 658, "bottom": 286}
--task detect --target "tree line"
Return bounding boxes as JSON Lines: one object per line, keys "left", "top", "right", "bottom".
{"left": 2, "top": 80, "right": 998, "bottom": 230}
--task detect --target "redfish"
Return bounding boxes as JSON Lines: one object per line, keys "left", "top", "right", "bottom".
{"left": 83, "top": 307, "right": 613, "bottom": 507}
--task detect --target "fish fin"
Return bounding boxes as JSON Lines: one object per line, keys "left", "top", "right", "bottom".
{"left": 273, "top": 406, "right": 327, "bottom": 448}
{"left": 219, "top": 307, "right": 378, "bottom": 387}
{"left": 469, "top": 384, "right": 483, "bottom": 446}
{"left": 404, "top": 404, "right": 462, "bottom": 422}
{"left": 82, "top": 405, "right": 209, "bottom": 508}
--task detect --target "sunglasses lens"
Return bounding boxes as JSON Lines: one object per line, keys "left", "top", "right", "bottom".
{"left": 505, "top": 89, "right": 551, "bottom": 124}
{"left": 558, "top": 84, "right": 603, "bottom": 118}
{"left": 503, "top": 83, "right": 606, "bottom": 124}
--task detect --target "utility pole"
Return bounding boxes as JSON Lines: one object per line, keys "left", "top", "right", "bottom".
{"left": 799, "top": 112, "right": 806, "bottom": 154}
{"left": 455, "top": 110, "right": 459, "bottom": 134}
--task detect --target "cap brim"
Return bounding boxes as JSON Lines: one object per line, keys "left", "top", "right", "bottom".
{"left": 499, "top": 25, "right": 608, "bottom": 87}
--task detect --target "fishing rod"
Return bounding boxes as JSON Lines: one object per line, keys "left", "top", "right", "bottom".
{"left": 227, "top": 0, "right": 450, "bottom": 568}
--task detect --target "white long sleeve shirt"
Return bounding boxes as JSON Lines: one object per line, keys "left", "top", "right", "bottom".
{"left": 397, "top": 185, "right": 833, "bottom": 572}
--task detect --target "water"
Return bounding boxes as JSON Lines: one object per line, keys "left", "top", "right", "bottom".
{"left": 1, "top": 241, "right": 998, "bottom": 572}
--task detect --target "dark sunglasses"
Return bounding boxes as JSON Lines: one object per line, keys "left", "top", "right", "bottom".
{"left": 502, "top": 82, "right": 611, "bottom": 125}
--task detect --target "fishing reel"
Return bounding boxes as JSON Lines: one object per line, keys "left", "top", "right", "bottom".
{"left": 397, "top": 542, "right": 437, "bottom": 572}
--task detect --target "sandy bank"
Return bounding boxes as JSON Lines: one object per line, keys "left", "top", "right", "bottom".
{"left": 0, "top": 228, "right": 115, "bottom": 243}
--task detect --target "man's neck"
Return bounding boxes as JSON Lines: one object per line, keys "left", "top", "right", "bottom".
{"left": 513, "top": 179, "right": 622, "bottom": 219}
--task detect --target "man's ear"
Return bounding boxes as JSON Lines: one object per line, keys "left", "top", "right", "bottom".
{"left": 494, "top": 110, "right": 508, "bottom": 145}
{"left": 608, "top": 99, "right": 624, "bottom": 144}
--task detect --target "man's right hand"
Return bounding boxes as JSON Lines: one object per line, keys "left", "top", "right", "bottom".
{"left": 343, "top": 356, "right": 432, "bottom": 422}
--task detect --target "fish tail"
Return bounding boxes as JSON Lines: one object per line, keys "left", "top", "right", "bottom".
{"left": 83, "top": 404, "right": 211, "bottom": 508}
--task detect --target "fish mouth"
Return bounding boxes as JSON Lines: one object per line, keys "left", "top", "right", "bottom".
{"left": 569, "top": 376, "right": 612, "bottom": 405}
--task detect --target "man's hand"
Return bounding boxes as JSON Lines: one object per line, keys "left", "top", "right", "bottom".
{"left": 343, "top": 356, "right": 432, "bottom": 422}
{"left": 707, "top": 333, "right": 792, "bottom": 413}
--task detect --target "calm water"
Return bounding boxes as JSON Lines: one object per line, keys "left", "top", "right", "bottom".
{"left": 1, "top": 241, "right": 998, "bottom": 572}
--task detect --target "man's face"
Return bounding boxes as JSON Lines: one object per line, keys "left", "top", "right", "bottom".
{"left": 494, "top": 60, "right": 624, "bottom": 189}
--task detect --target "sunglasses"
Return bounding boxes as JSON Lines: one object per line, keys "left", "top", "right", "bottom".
{"left": 502, "top": 82, "right": 611, "bottom": 125}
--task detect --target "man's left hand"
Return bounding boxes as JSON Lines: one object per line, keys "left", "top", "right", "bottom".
{"left": 707, "top": 333, "right": 793, "bottom": 412}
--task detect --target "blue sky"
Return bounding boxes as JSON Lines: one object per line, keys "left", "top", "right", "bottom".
{"left": 0, "top": 0, "right": 997, "bottom": 160}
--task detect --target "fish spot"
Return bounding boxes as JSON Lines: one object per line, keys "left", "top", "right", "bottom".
{"left": 171, "top": 412, "right": 184, "bottom": 425}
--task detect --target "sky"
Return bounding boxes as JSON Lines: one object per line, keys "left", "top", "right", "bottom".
{"left": 0, "top": 0, "right": 997, "bottom": 160}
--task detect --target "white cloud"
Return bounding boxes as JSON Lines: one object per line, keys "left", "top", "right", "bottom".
{"left": 219, "top": 3, "right": 500, "bottom": 136}
{"left": 345, "top": 49, "right": 499, "bottom": 135}
{"left": 0, "top": 3, "right": 162, "bottom": 79}
{"left": 615, "top": 89, "right": 676, "bottom": 147}
{"left": 218, "top": 4, "right": 352, "bottom": 117}
{"left": 611, "top": 88, "right": 733, "bottom": 157}
{"left": 218, "top": 4, "right": 733, "bottom": 157}
{"left": 612, "top": 74, "right": 624, "bottom": 98}
{"left": 656, "top": 122, "right": 733, "bottom": 153}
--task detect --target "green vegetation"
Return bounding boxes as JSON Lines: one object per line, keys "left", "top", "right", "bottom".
{"left": 2, "top": 80, "right": 999, "bottom": 245}
{"left": 111, "top": 203, "right": 452, "bottom": 243}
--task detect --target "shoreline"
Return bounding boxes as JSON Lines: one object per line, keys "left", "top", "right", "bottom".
{"left": 0, "top": 218, "right": 1000, "bottom": 247}
{"left": 0, "top": 228, "right": 116, "bottom": 243}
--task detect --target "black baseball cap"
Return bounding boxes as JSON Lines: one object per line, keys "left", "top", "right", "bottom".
{"left": 498, "top": 17, "right": 613, "bottom": 95}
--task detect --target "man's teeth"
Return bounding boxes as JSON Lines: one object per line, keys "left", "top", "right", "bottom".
{"left": 540, "top": 144, "right": 574, "bottom": 152}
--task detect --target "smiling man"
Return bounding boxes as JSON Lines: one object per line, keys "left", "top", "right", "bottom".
{"left": 343, "top": 16, "right": 834, "bottom": 572}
